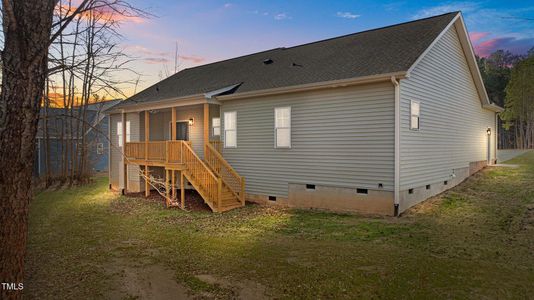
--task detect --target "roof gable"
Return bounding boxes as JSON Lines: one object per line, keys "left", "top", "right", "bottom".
{"left": 406, "top": 13, "right": 502, "bottom": 112}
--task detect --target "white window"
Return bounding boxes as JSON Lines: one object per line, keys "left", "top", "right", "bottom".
{"left": 117, "top": 120, "right": 131, "bottom": 147}
{"left": 117, "top": 121, "right": 123, "bottom": 147}
{"left": 275, "top": 107, "right": 291, "bottom": 148}
{"left": 212, "top": 117, "right": 220, "bottom": 136}
{"left": 224, "top": 112, "right": 236, "bottom": 148}
{"left": 96, "top": 143, "right": 104, "bottom": 155}
{"left": 410, "top": 101, "right": 420, "bottom": 130}
{"left": 126, "top": 121, "right": 131, "bottom": 142}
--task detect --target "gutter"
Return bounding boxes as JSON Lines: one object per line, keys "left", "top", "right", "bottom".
{"left": 391, "top": 76, "right": 400, "bottom": 216}
{"left": 217, "top": 71, "right": 407, "bottom": 101}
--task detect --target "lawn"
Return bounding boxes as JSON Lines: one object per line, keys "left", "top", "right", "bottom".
{"left": 26, "top": 152, "right": 534, "bottom": 299}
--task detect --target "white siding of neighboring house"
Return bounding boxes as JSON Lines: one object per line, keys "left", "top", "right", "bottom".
{"left": 399, "top": 25, "right": 496, "bottom": 192}
{"left": 109, "top": 112, "right": 143, "bottom": 191}
{"left": 126, "top": 112, "right": 143, "bottom": 192}
{"left": 220, "top": 82, "right": 395, "bottom": 198}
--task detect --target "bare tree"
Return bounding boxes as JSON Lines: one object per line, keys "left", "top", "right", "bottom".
{"left": 0, "top": 1, "right": 149, "bottom": 298}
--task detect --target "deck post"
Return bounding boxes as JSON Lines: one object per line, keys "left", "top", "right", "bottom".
{"left": 171, "top": 106, "right": 177, "bottom": 141}
{"left": 122, "top": 112, "right": 127, "bottom": 194}
{"left": 203, "top": 103, "right": 209, "bottom": 151}
{"left": 241, "top": 177, "right": 245, "bottom": 206}
{"left": 217, "top": 177, "right": 222, "bottom": 212}
{"left": 171, "top": 170, "right": 175, "bottom": 201}
{"left": 144, "top": 110, "right": 150, "bottom": 197}
{"left": 145, "top": 166, "right": 150, "bottom": 197}
{"left": 180, "top": 171, "right": 185, "bottom": 209}
{"left": 165, "top": 169, "right": 169, "bottom": 207}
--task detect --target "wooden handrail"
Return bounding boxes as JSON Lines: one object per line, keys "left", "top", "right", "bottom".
{"left": 209, "top": 140, "right": 222, "bottom": 153}
{"left": 205, "top": 142, "right": 245, "bottom": 203}
{"left": 182, "top": 141, "right": 220, "bottom": 207}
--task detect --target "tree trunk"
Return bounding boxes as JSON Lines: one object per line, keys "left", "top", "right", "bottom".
{"left": 0, "top": 1, "right": 57, "bottom": 299}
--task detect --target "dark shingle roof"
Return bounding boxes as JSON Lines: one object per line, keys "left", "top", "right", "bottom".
{"left": 116, "top": 12, "right": 457, "bottom": 109}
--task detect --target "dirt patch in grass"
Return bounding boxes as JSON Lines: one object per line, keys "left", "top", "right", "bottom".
{"left": 106, "top": 258, "right": 191, "bottom": 300}
{"left": 195, "top": 274, "right": 268, "bottom": 299}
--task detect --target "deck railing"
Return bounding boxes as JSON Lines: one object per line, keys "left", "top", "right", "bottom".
{"left": 209, "top": 140, "right": 223, "bottom": 153}
{"left": 205, "top": 142, "right": 245, "bottom": 205}
{"left": 125, "top": 140, "right": 191, "bottom": 163}
{"left": 147, "top": 141, "right": 166, "bottom": 161}
{"left": 182, "top": 141, "right": 221, "bottom": 209}
{"left": 124, "top": 142, "right": 145, "bottom": 160}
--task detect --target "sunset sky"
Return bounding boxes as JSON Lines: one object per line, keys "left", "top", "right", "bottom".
{"left": 117, "top": 0, "right": 534, "bottom": 97}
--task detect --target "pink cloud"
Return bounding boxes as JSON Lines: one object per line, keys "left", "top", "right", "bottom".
{"left": 143, "top": 57, "right": 170, "bottom": 64}
{"left": 473, "top": 36, "right": 534, "bottom": 57}
{"left": 469, "top": 32, "right": 490, "bottom": 44}
{"left": 179, "top": 55, "right": 206, "bottom": 64}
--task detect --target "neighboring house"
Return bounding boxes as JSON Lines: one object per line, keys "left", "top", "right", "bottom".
{"left": 107, "top": 12, "right": 502, "bottom": 215}
{"left": 35, "top": 100, "right": 121, "bottom": 178}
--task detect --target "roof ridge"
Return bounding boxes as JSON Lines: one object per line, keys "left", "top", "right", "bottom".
{"left": 284, "top": 11, "right": 459, "bottom": 50}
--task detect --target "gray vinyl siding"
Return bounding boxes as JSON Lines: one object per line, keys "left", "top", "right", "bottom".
{"left": 220, "top": 83, "right": 395, "bottom": 198}
{"left": 110, "top": 113, "right": 121, "bottom": 188}
{"left": 399, "top": 26, "right": 496, "bottom": 190}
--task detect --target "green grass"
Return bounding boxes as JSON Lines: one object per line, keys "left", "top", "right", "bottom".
{"left": 26, "top": 152, "right": 534, "bottom": 299}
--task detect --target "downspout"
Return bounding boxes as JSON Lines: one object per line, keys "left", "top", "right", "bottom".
{"left": 391, "top": 76, "right": 400, "bottom": 216}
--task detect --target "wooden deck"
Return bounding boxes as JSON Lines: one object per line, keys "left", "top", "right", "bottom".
{"left": 124, "top": 140, "right": 245, "bottom": 212}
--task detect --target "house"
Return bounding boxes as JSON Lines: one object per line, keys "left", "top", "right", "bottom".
{"left": 106, "top": 12, "right": 503, "bottom": 215}
{"left": 35, "top": 100, "right": 120, "bottom": 178}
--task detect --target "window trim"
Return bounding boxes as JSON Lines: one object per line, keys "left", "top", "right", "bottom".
{"left": 224, "top": 111, "right": 237, "bottom": 148}
{"left": 212, "top": 117, "right": 221, "bottom": 136}
{"left": 117, "top": 120, "right": 131, "bottom": 147}
{"left": 117, "top": 121, "right": 123, "bottom": 147}
{"left": 168, "top": 120, "right": 190, "bottom": 140}
{"left": 96, "top": 143, "right": 104, "bottom": 155}
{"left": 410, "top": 100, "right": 420, "bottom": 131}
{"left": 274, "top": 106, "right": 291, "bottom": 149}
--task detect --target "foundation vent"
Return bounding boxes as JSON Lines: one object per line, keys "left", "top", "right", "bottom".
{"left": 268, "top": 196, "right": 277, "bottom": 201}
{"left": 408, "top": 188, "right": 414, "bottom": 194}
{"left": 444, "top": 180, "right": 448, "bottom": 185}
{"left": 426, "top": 185, "right": 431, "bottom": 190}
{"left": 306, "top": 184, "right": 316, "bottom": 190}
{"left": 356, "top": 188, "right": 368, "bottom": 195}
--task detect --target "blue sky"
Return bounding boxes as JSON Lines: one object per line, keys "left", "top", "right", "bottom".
{"left": 118, "top": 0, "right": 534, "bottom": 95}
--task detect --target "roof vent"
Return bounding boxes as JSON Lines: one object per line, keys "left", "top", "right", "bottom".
{"left": 263, "top": 58, "right": 273, "bottom": 65}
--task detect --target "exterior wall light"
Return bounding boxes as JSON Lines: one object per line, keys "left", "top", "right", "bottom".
{"left": 188, "top": 118, "right": 194, "bottom": 126}
{"left": 486, "top": 128, "right": 491, "bottom": 136}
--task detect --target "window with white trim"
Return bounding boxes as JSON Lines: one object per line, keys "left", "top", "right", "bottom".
{"left": 117, "top": 121, "right": 123, "bottom": 147}
{"left": 410, "top": 101, "right": 420, "bottom": 130}
{"left": 96, "top": 143, "right": 104, "bottom": 155}
{"left": 212, "top": 117, "right": 220, "bottom": 136}
{"left": 275, "top": 107, "right": 291, "bottom": 148}
{"left": 117, "top": 120, "right": 131, "bottom": 147}
{"left": 224, "top": 112, "right": 236, "bottom": 148}
{"left": 126, "top": 121, "right": 131, "bottom": 142}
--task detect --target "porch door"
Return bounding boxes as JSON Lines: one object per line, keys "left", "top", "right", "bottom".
{"left": 175, "top": 121, "right": 189, "bottom": 140}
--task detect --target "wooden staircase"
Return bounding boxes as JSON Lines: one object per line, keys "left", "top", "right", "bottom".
{"left": 170, "top": 141, "right": 244, "bottom": 212}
